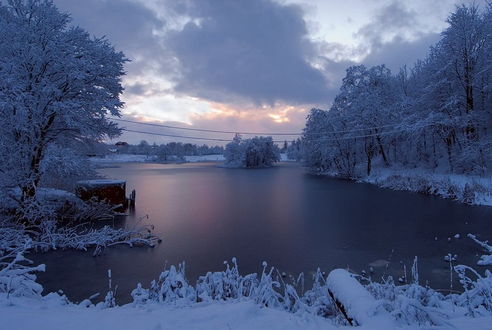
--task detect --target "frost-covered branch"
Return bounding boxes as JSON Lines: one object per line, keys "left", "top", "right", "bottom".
{"left": 0, "top": 240, "right": 45, "bottom": 298}
{"left": 468, "top": 234, "right": 492, "bottom": 266}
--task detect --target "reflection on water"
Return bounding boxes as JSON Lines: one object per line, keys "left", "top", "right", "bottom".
{"left": 33, "top": 162, "right": 492, "bottom": 303}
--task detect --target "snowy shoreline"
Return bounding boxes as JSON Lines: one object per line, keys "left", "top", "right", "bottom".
{"left": 2, "top": 258, "right": 492, "bottom": 330}
{"left": 315, "top": 167, "right": 492, "bottom": 207}
{"left": 90, "top": 153, "right": 296, "bottom": 164}
{"left": 92, "top": 155, "right": 492, "bottom": 206}
{"left": 89, "top": 154, "right": 226, "bottom": 164}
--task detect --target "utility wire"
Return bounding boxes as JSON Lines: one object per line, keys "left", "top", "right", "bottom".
{"left": 121, "top": 126, "right": 414, "bottom": 144}
{"left": 112, "top": 118, "right": 399, "bottom": 136}
{"left": 121, "top": 129, "right": 234, "bottom": 142}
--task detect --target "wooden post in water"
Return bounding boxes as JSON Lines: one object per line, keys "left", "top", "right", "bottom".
{"left": 128, "top": 189, "right": 136, "bottom": 213}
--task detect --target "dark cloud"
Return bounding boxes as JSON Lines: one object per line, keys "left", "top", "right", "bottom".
{"left": 124, "top": 81, "right": 167, "bottom": 98}
{"left": 53, "top": 0, "right": 442, "bottom": 109}
{"left": 356, "top": 1, "right": 420, "bottom": 49}
{"left": 356, "top": 1, "right": 439, "bottom": 72}
{"left": 54, "top": 0, "right": 175, "bottom": 77}
{"left": 363, "top": 33, "right": 440, "bottom": 72}
{"left": 163, "top": 0, "right": 335, "bottom": 106}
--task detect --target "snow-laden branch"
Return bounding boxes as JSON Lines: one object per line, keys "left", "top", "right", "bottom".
{"left": 468, "top": 234, "right": 492, "bottom": 266}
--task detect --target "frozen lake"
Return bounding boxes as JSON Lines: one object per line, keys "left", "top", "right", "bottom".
{"left": 34, "top": 162, "right": 492, "bottom": 303}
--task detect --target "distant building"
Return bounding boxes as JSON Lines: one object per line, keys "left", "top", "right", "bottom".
{"left": 114, "top": 141, "right": 129, "bottom": 153}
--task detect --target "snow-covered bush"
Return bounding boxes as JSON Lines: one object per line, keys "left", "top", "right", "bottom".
{"left": 196, "top": 259, "right": 243, "bottom": 301}
{"left": 224, "top": 135, "right": 280, "bottom": 168}
{"left": 131, "top": 283, "right": 149, "bottom": 306}
{"left": 0, "top": 252, "right": 490, "bottom": 327}
{"left": 128, "top": 257, "right": 490, "bottom": 326}
{"left": 454, "top": 265, "right": 492, "bottom": 316}
{"left": 147, "top": 263, "right": 196, "bottom": 305}
{"left": 0, "top": 240, "right": 45, "bottom": 299}
{"left": 253, "top": 262, "right": 283, "bottom": 308}
{"left": 134, "top": 260, "right": 340, "bottom": 319}
{"left": 366, "top": 276, "right": 449, "bottom": 327}
{"left": 302, "top": 268, "right": 337, "bottom": 318}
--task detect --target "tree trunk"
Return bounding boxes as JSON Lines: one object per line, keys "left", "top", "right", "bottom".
{"left": 365, "top": 139, "right": 373, "bottom": 176}
{"left": 445, "top": 138, "right": 454, "bottom": 172}
{"left": 376, "top": 134, "right": 389, "bottom": 166}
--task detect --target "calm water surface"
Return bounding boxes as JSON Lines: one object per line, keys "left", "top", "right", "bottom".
{"left": 33, "top": 162, "right": 492, "bottom": 303}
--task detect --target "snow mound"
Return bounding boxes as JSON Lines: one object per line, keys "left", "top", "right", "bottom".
{"left": 327, "top": 269, "right": 393, "bottom": 328}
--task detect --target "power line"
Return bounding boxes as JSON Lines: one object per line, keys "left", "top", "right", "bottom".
{"left": 121, "top": 126, "right": 414, "bottom": 144}
{"left": 307, "top": 129, "right": 409, "bottom": 142}
{"left": 112, "top": 118, "right": 399, "bottom": 136}
{"left": 121, "top": 129, "right": 233, "bottom": 142}
{"left": 114, "top": 118, "right": 287, "bottom": 135}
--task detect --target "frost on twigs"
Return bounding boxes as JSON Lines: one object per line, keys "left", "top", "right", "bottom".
{"left": 127, "top": 256, "right": 492, "bottom": 326}
{"left": 147, "top": 263, "right": 195, "bottom": 306}
{"left": 98, "top": 269, "right": 117, "bottom": 309}
{"left": 135, "top": 259, "right": 345, "bottom": 320}
{"left": 0, "top": 212, "right": 158, "bottom": 257}
{"left": 29, "top": 216, "right": 158, "bottom": 257}
{"left": 454, "top": 265, "right": 492, "bottom": 316}
{"left": 0, "top": 239, "right": 45, "bottom": 299}
{"left": 2, "top": 253, "right": 492, "bottom": 327}
{"left": 468, "top": 234, "right": 492, "bottom": 266}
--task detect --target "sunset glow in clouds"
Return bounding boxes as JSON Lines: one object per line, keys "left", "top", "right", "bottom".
{"left": 54, "top": 0, "right": 475, "bottom": 143}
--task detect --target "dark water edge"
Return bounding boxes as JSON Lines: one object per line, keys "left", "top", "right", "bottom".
{"left": 32, "top": 162, "right": 492, "bottom": 304}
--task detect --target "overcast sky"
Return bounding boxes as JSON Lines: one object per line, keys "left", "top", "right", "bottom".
{"left": 54, "top": 0, "right": 474, "bottom": 144}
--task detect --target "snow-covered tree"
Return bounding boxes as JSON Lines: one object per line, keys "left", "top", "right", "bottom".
{"left": 0, "top": 0, "right": 125, "bottom": 208}
{"left": 224, "top": 135, "right": 280, "bottom": 168}
{"left": 303, "top": 4, "right": 492, "bottom": 177}
{"left": 286, "top": 139, "right": 303, "bottom": 161}
{"left": 224, "top": 134, "right": 245, "bottom": 167}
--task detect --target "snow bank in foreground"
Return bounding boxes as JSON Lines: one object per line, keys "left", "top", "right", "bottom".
{"left": 2, "top": 281, "right": 492, "bottom": 330}
{"left": 360, "top": 168, "right": 492, "bottom": 206}
{"left": 2, "top": 253, "right": 492, "bottom": 329}
{"left": 327, "top": 269, "right": 393, "bottom": 328}
{"left": 2, "top": 235, "right": 492, "bottom": 329}
{"left": 0, "top": 296, "right": 337, "bottom": 330}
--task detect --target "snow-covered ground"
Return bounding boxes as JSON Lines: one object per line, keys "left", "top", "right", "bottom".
{"left": 2, "top": 243, "right": 492, "bottom": 330}
{"left": 90, "top": 154, "right": 226, "bottom": 164}
{"left": 0, "top": 297, "right": 338, "bottom": 330}
{"left": 184, "top": 154, "right": 225, "bottom": 162}
{"left": 89, "top": 154, "right": 158, "bottom": 163}
{"left": 356, "top": 167, "right": 492, "bottom": 207}
{"left": 89, "top": 154, "right": 297, "bottom": 164}
{"left": 2, "top": 280, "right": 492, "bottom": 330}
{"left": 280, "top": 153, "right": 297, "bottom": 162}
